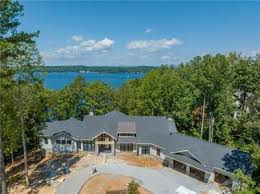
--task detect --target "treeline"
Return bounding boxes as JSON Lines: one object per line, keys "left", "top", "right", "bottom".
{"left": 43, "top": 65, "right": 156, "bottom": 73}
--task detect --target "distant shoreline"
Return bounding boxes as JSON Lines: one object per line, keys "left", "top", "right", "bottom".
{"left": 44, "top": 71, "right": 145, "bottom": 90}
{"left": 46, "top": 71, "right": 145, "bottom": 74}
{"left": 42, "top": 65, "right": 157, "bottom": 73}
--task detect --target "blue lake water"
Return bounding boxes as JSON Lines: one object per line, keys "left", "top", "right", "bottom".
{"left": 44, "top": 72, "right": 144, "bottom": 90}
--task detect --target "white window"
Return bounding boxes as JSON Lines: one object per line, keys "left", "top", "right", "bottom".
{"left": 118, "top": 133, "right": 136, "bottom": 137}
{"left": 56, "top": 139, "right": 71, "bottom": 144}
{"left": 141, "top": 146, "right": 150, "bottom": 154}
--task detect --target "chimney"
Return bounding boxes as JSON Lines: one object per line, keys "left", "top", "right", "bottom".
{"left": 167, "top": 115, "right": 173, "bottom": 121}
{"left": 167, "top": 115, "right": 175, "bottom": 135}
{"left": 89, "top": 111, "right": 94, "bottom": 116}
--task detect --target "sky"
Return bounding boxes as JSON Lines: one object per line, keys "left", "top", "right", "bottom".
{"left": 19, "top": 1, "right": 260, "bottom": 66}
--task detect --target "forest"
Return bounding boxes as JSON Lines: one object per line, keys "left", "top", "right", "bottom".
{"left": 0, "top": 1, "right": 259, "bottom": 194}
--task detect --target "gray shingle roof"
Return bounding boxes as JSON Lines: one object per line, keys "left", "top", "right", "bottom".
{"left": 161, "top": 133, "right": 252, "bottom": 174}
{"left": 118, "top": 122, "right": 136, "bottom": 133}
{"left": 42, "top": 110, "right": 252, "bottom": 174}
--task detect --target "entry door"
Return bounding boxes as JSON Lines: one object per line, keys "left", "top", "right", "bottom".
{"left": 100, "top": 144, "right": 111, "bottom": 152}
{"left": 156, "top": 148, "right": 160, "bottom": 156}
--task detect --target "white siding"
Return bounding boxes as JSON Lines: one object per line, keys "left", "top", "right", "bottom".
{"left": 40, "top": 138, "right": 52, "bottom": 151}
{"left": 150, "top": 145, "right": 156, "bottom": 156}
{"left": 42, "top": 133, "right": 78, "bottom": 153}
{"left": 150, "top": 145, "right": 165, "bottom": 160}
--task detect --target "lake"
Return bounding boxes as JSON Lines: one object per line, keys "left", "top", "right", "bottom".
{"left": 44, "top": 72, "right": 144, "bottom": 90}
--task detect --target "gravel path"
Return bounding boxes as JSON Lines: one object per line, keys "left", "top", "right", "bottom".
{"left": 55, "top": 163, "right": 220, "bottom": 194}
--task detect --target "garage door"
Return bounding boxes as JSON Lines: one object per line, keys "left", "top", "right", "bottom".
{"left": 190, "top": 167, "right": 205, "bottom": 182}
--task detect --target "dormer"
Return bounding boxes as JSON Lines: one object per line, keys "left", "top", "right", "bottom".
{"left": 117, "top": 121, "right": 136, "bottom": 137}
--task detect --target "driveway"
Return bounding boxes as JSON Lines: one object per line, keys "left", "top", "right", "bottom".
{"left": 55, "top": 163, "right": 221, "bottom": 194}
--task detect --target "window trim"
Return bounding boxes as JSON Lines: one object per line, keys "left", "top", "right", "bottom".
{"left": 56, "top": 139, "right": 72, "bottom": 145}
{"left": 56, "top": 140, "right": 61, "bottom": 144}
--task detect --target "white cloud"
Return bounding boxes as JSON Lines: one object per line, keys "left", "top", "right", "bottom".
{"left": 71, "top": 35, "right": 83, "bottom": 42}
{"left": 127, "top": 37, "right": 182, "bottom": 52}
{"left": 144, "top": 28, "right": 152, "bottom": 33}
{"left": 46, "top": 36, "right": 114, "bottom": 59}
{"left": 161, "top": 55, "right": 171, "bottom": 60}
{"left": 161, "top": 55, "right": 177, "bottom": 61}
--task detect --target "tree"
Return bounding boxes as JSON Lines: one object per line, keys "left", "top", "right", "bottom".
{"left": 4, "top": 120, "right": 21, "bottom": 165}
{"left": 7, "top": 42, "right": 43, "bottom": 186}
{"left": 178, "top": 54, "right": 236, "bottom": 143}
{"left": 116, "top": 79, "right": 142, "bottom": 115}
{"left": 233, "top": 169, "right": 256, "bottom": 194}
{"left": 48, "top": 76, "right": 89, "bottom": 120}
{"left": 0, "top": 0, "right": 25, "bottom": 193}
{"left": 87, "top": 81, "right": 115, "bottom": 115}
{"left": 46, "top": 77, "right": 116, "bottom": 121}
{"left": 128, "top": 180, "right": 140, "bottom": 194}
{"left": 232, "top": 55, "right": 260, "bottom": 146}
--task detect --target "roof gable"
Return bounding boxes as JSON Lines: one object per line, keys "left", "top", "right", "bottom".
{"left": 91, "top": 131, "right": 117, "bottom": 140}
{"left": 104, "top": 110, "right": 127, "bottom": 117}
{"left": 171, "top": 150, "right": 206, "bottom": 167}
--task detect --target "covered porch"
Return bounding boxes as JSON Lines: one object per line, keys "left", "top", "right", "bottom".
{"left": 94, "top": 132, "right": 116, "bottom": 155}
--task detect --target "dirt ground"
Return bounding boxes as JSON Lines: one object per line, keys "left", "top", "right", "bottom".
{"left": 107, "top": 153, "right": 163, "bottom": 169}
{"left": 8, "top": 153, "right": 76, "bottom": 194}
{"left": 8, "top": 153, "right": 162, "bottom": 194}
{"left": 79, "top": 174, "right": 151, "bottom": 194}
{"left": 72, "top": 153, "right": 106, "bottom": 171}
{"left": 8, "top": 152, "right": 106, "bottom": 194}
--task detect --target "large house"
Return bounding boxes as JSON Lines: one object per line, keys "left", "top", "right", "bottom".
{"left": 41, "top": 110, "right": 252, "bottom": 187}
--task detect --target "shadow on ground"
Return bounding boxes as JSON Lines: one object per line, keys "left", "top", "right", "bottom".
{"left": 29, "top": 154, "right": 82, "bottom": 189}
{"left": 6, "top": 150, "right": 82, "bottom": 193}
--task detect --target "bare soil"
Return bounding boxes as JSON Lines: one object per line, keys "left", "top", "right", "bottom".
{"left": 79, "top": 174, "right": 151, "bottom": 194}
{"left": 8, "top": 153, "right": 106, "bottom": 194}
{"left": 108, "top": 153, "right": 163, "bottom": 169}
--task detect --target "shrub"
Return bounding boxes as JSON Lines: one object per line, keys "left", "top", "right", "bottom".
{"left": 128, "top": 180, "right": 140, "bottom": 194}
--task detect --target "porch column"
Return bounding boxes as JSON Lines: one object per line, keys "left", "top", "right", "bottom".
{"left": 204, "top": 172, "right": 214, "bottom": 183}
{"left": 111, "top": 144, "right": 115, "bottom": 156}
{"left": 81, "top": 142, "right": 84, "bottom": 152}
{"left": 185, "top": 165, "right": 190, "bottom": 175}
{"left": 133, "top": 144, "right": 137, "bottom": 153}
{"left": 169, "top": 160, "right": 174, "bottom": 168}
{"left": 95, "top": 144, "right": 99, "bottom": 155}
{"left": 138, "top": 145, "right": 142, "bottom": 155}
